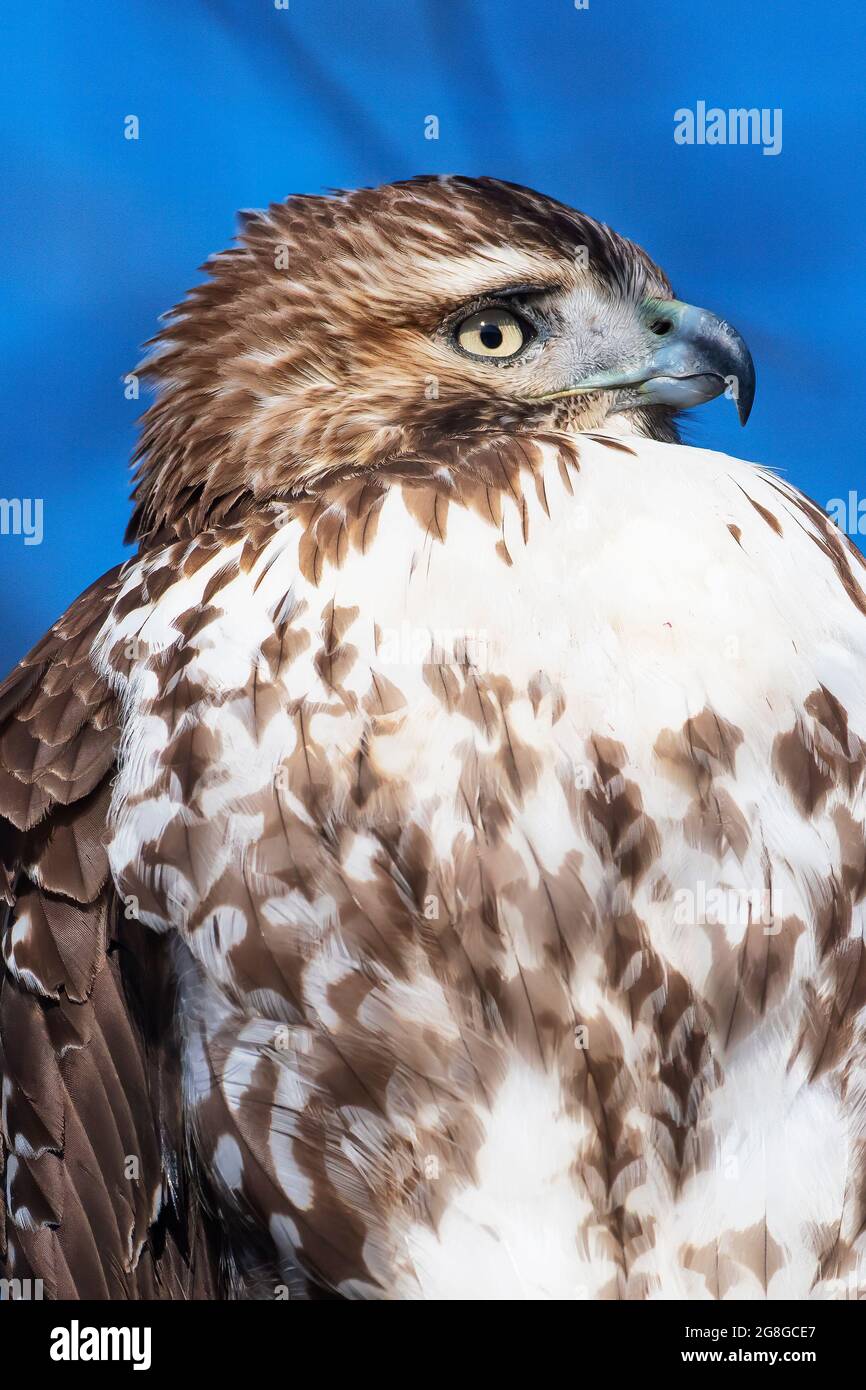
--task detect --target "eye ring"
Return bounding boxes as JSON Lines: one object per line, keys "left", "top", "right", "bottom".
{"left": 455, "top": 307, "right": 532, "bottom": 361}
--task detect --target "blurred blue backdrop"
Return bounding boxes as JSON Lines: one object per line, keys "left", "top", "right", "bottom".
{"left": 2, "top": 0, "right": 864, "bottom": 672}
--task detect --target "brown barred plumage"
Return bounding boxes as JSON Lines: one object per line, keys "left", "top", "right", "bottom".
{"left": 2, "top": 178, "right": 864, "bottom": 1300}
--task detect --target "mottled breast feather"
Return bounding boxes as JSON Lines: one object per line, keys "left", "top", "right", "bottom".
{"left": 3, "top": 431, "right": 866, "bottom": 1299}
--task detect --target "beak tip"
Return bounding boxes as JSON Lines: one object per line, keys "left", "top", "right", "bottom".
{"left": 736, "top": 379, "right": 755, "bottom": 427}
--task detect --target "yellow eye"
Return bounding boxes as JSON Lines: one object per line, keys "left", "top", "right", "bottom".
{"left": 456, "top": 308, "right": 528, "bottom": 359}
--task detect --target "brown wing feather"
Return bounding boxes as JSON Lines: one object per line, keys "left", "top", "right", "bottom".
{"left": 0, "top": 570, "right": 219, "bottom": 1299}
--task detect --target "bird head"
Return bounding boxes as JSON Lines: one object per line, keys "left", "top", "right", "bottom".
{"left": 128, "top": 175, "right": 754, "bottom": 543}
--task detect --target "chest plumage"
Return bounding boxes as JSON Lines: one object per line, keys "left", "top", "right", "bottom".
{"left": 92, "top": 433, "right": 866, "bottom": 1299}
{"left": 7, "top": 174, "right": 860, "bottom": 1304}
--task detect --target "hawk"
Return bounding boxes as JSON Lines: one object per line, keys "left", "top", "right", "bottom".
{"left": 2, "top": 176, "right": 864, "bottom": 1301}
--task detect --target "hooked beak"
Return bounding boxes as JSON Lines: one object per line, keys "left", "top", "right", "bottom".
{"left": 537, "top": 297, "right": 756, "bottom": 425}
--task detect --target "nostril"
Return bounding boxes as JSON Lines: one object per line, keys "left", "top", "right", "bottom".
{"left": 649, "top": 318, "right": 674, "bottom": 336}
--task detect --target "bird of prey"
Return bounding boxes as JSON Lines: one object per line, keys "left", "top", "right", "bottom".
{"left": 2, "top": 176, "right": 864, "bottom": 1302}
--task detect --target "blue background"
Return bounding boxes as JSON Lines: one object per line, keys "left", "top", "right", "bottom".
{"left": 2, "top": 0, "right": 864, "bottom": 673}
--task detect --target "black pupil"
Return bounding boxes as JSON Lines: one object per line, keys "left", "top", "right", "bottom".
{"left": 480, "top": 322, "right": 504, "bottom": 349}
